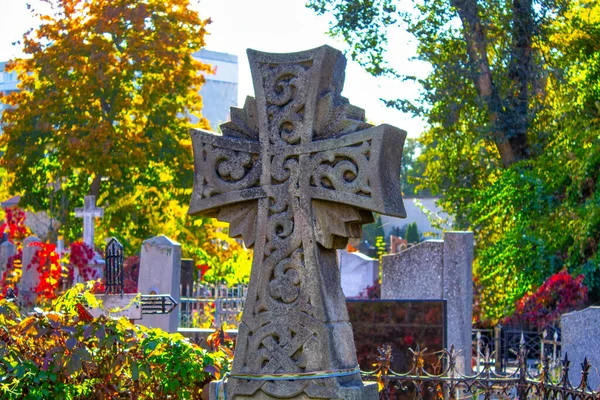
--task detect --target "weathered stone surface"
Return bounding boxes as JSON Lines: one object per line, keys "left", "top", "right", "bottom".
{"left": 189, "top": 45, "right": 406, "bottom": 399}
{"left": 74, "top": 195, "right": 104, "bottom": 247}
{"left": 337, "top": 250, "right": 378, "bottom": 298}
{"left": 209, "top": 380, "right": 379, "bottom": 400}
{"left": 18, "top": 236, "right": 42, "bottom": 306}
{"left": 561, "top": 307, "right": 600, "bottom": 390}
{"left": 0, "top": 240, "right": 15, "bottom": 279}
{"left": 137, "top": 235, "right": 181, "bottom": 332}
{"left": 381, "top": 231, "right": 473, "bottom": 374}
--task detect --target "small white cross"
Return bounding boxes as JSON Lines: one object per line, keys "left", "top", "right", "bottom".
{"left": 74, "top": 196, "right": 104, "bottom": 247}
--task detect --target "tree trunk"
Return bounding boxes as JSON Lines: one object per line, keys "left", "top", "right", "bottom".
{"left": 89, "top": 174, "right": 102, "bottom": 198}
{"left": 507, "top": 0, "right": 534, "bottom": 160}
{"left": 452, "top": 0, "right": 531, "bottom": 167}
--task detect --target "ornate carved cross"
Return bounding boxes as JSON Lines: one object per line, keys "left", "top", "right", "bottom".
{"left": 189, "top": 46, "right": 406, "bottom": 399}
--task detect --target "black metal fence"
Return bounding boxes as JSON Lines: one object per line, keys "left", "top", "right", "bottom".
{"left": 364, "top": 340, "right": 600, "bottom": 399}
{"left": 473, "top": 326, "right": 562, "bottom": 375}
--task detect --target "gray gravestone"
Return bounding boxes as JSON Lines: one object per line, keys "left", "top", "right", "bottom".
{"left": 338, "top": 250, "right": 378, "bottom": 298}
{"left": 190, "top": 45, "right": 406, "bottom": 400}
{"left": 137, "top": 235, "right": 182, "bottom": 333}
{"left": 0, "top": 240, "right": 15, "bottom": 279}
{"left": 561, "top": 307, "right": 600, "bottom": 390}
{"left": 381, "top": 231, "right": 474, "bottom": 374}
{"left": 18, "top": 236, "right": 42, "bottom": 306}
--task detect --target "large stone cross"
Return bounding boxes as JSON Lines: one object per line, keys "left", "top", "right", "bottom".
{"left": 75, "top": 195, "right": 104, "bottom": 247}
{"left": 189, "top": 46, "right": 406, "bottom": 400}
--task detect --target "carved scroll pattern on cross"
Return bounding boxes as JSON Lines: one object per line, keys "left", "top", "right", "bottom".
{"left": 199, "top": 145, "right": 261, "bottom": 199}
{"left": 309, "top": 141, "right": 372, "bottom": 196}
{"left": 188, "top": 46, "right": 407, "bottom": 399}
{"left": 248, "top": 61, "right": 315, "bottom": 397}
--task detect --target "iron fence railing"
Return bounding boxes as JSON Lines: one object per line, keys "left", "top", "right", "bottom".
{"left": 472, "top": 325, "right": 562, "bottom": 375}
{"left": 364, "top": 339, "right": 600, "bottom": 399}
{"left": 178, "top": 283, "right": 246, "bottom": 328}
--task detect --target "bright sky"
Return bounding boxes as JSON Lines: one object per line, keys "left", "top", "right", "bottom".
{"left": 0, "top": 0, "right": 430, "bottom": 137}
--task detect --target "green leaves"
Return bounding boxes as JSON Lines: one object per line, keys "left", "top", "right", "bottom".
{"left": 310, "top": 0, "right": 600, "bottom": 324}
{"left": 0, "top": 284, "right": 229, "bottom": 399}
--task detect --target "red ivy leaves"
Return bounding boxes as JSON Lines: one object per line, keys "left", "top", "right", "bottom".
{"left": 122, "top": 256, "right": 140, "bottom": 294}
{"left": 507, "top": 269, "right": 588, "bottom": 329}
{"left": 0, "top": 208, "right": 29, "bottom": 242}
{"left": 68, "top": 241, "right": 98, "bottom": 282}
{"left": 197, "top": 264, "right": 210, "bottom": 280}
{"left": 29, "top": 242, "right": 61, "bottom": 301}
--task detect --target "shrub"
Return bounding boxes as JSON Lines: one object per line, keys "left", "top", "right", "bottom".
{"left": 0, "top": 282, "right": 230, "bottom": 399}
{"left": 506, "top": 269, "right": 588, "bottom": 329}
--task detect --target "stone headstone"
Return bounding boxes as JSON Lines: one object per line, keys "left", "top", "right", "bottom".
{"left": 561, "top": 307, "right": 600, "bottom": 390}
{"left": 191, "top": 45, "right": 407, "bottom": 400}
{"left": 137, "top": 235, "right": 181, "bottom": 333}
{"left": 18, "top": 236, "right": 42, "bottom": 306}
{"left": 381, "top": 231, "right": 474, "bottom": 374}
{"left": 0, "top": 240, "right": 15, "bottom": 278}
{"left": 338, "top": 250, "right": 378, "bottom": 298}
{"left": 74, "top": 195, "right": 104, "bottom": 247}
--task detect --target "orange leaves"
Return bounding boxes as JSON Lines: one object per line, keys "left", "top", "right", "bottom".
{"left": 2, "top": 0, "right": 214, "bottom": 245}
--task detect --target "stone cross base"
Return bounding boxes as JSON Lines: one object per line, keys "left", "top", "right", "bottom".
{"left": 209, "top": 380, "right": 378, "bottom": 400}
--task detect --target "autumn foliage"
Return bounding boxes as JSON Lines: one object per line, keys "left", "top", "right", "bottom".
{"left": 0, "top": 283, "right": 230, "bottom": 399}
{"left": 0, "top": 0, "right": 213, "bottom": 252}
{"left": 506, "top": 270, "right": 588, "bottom": 329}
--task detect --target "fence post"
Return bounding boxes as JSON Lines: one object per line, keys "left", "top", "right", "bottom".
{"left": 494, "top": 324, "right": 503, "bottom": 373}
{"left": 517, "top": 334, "right": 528, "bottom": 399}
{"left": 214, "top": 283, "right": 221, "bottom": 328}
{"left": 552, "top": 330, "right": 559, "bottom": 381}
{"left": 476, "top": 331, "right": 481, "bottom": 373}
{"left": 541, "top": 329, "right": 547, "bottom": 372}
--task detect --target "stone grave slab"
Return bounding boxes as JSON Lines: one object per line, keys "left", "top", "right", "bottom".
{"left": 0, "top": 240, "right": 15, "bottom": 279}
{"left": 338, "top": 250, "right": 378, "bottom": 298}
{"left": 561, "top": 307, "right": 600, "bottom": 390}
{"left": 18, "top": 236, "right": 42, "bottom": 306}
{"left": 382, "top": 231, "right": 473, "bottom": 374}
{"left": 138, "top": 235, "right": 182, "bottom": 333}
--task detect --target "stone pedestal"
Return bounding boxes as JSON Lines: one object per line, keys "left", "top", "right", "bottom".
{"left": 382, "top": 231, "right": 474, "bottom": 374}
{"left": 561, "top": 307, "right": 600, "bottom": 390}
{"left": 137, "top": 235, "right": 181, "bottom": 332}
{"left": 18, "top": 236, "right": 42, "bottom": 306}
{"left": 209, "top": 380, "right": 378, "bottom": 400}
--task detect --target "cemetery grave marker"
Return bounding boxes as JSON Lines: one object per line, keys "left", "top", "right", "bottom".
{"left": 137, "top": 235, "right": 182, "bottom": 332}
{"left": 88, "top": 238, "right": 178, "bottom": 321}
{"left": 74, "top": 195, "right": 104, "bottom": 247}
{"left": 17, "top": 236, "right": 42, "bottom": 306}
{"left": 338, "top": 250, "right": 378, "bottom": 298}
{"left": 381, "top": 231, "right": 474, "bottom": 374}
{"left": 0, "top": 240, "right": 15, "bottom": 280}
{"left": 189, "top": 45, "right": 406, "bottom": 400}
